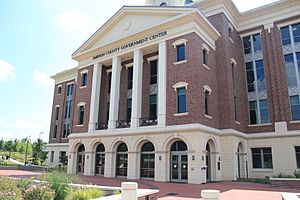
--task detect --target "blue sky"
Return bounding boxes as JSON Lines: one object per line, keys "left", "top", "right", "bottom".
{"left": 0, "top": 0, "right": 278, "bottom": 142}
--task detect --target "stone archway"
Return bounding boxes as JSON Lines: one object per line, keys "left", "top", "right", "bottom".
{"left": 206, "top": 139, "right": 217, "bottom": 182}
{"left": 237, "top": 142, "right": 246, "bottom": 179}
{"left": 77, "top": 144, "right": 85, "bottom": 174}
{"left": 170, "top": 140, "right": 188, "bottom": 183}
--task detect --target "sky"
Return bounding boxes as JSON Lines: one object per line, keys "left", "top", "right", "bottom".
{"left": 0, "top": 0, "right": 279, "bottom": 142}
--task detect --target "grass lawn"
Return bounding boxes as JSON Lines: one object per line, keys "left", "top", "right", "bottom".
{"left": 0, "top": 158, "right": 20, "bottom": 167}
{"left": 0, "top": 151, "right": 32, "bottom": 163}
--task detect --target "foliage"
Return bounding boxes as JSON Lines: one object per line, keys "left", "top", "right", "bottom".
{"left": 16, "top": 179, "right": 32, "bottom": 195}
{"left": 273, "top": 173, "right": 295, "bottom": 178}
{"left": 23, "top": 184, "right": 55, "bottom": 200}
{"left": 238, "top": 177, "right": 271, "bottom": 184}
{"left": 32, "top": 139, "right": 47, "bottom": 165}
{"left": 59, "top": 155, "right": 68, "bottom": 166}
{"left": 66, "top": 188, "right": 103, "bottom": 200}
{"left": 0, "top": 176, "right": 22, "bottom": 200}
{"left": 4, "top": 140, "right": 13, "bottom": 156}
{"left": 0, "top": 139, "right": 4, "bottom": 151}
{"left": 294, "top": 170, "right": 300, "bottom": 178}
{"left": 43, "top": 170, "right": 72, "bottom": 200}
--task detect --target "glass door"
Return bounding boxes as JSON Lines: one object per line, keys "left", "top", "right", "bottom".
{"left": 95, "top": 153, "right": 105, "bottom": 175}
{"left": 181, "top": 155, "right": 188, "bottom": 181}
{"left": 171, "top": 153, "right": 188, "bottom": 182}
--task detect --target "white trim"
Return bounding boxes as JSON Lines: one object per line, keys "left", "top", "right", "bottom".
{"left": 55, "top": 105, "right": 60, "bottom": 108}
{"left": 147, "top": 55, "right": 159, "bottom": 63}
{"left": 202, "top": 44, "right": 210, "bottom": 52}
{"left": 251, "top": 169, "right": 273, "bottom": 172}
{"left": 77, "top": 102, "right": 86, "bottom": 108}
{"left": 203, "top": 85, "right": 212, "bottom": 94}
{"left": 248, "top": 123, "right": 272, "bottom": 127}
{"left": 231, "top": 58, "right": 237, "bottom": 65}
{"left": 240, "top": 29, "right": 262, "bottom": 38}
{"left": 76, "top": 124, "right": 84, "bottom": 127}
{"left": 173, "top": 60, "right": 187, "bottom": 65}
{"left": 172, "top": 39, "right": 188, "bottom": 48}
{"left": 172, "top": 82, "right": 189, "bottom": 91}
{"left": 204, "top": 114, "right": 213, "bottom": 119}
{"left": 125, "top": 62, "right": 133, "bottom": 69}
{"left": 174, "top": 112, "right": 189, "bottom": 117}
{"left": 290, "top": 121, "right": 300, "bottom": 124}
{"left": 235, "top": 121, "right": 241, "bottom": 125}
{"left": 80, "top": 69, "right": 89, "bottom": 74}
{"left": 276, "top": 18, "right": 300, "bottom": 28}
{"left": 202, "top": 64, "right": 210, "bottom": 70}
{"left": 106, "top": 69, "right": 112, "bottom": 74}
{"left": 229, "top": 37, "right": 235, "bottom": 44}
{"left": 67, "top": 81, "right": 75, "bottom": 86}
{"left": 79, "top": 85, "right": 87, "bottom": 89}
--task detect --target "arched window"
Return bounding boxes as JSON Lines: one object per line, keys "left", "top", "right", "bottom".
{"left": 160, "top": 2, "right": 167, "bottom": 6}
{"left": 170, "top": 141, "right": 188, "bottom": 182}
{"left": 95, "top": 144, "right": 105, "bottom": 175}
{"left": 77, "top": 144, "right": 85, "bottom": 173}
{"left": 171, "top": 141, "right": 187, "bottom": 152}
{"left": 116, "top": 143, "right": 128, "bottom": 177}
{"left": 203, "top": 86, "right": 212, "bottom": 116}
{"left": 141, "top": 142, "right": 155, "bottom": 179}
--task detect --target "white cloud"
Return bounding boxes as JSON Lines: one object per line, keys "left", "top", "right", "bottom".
{"left": 32, "top": 70, "right": 54, "bottom": 87}
{"left": 54, "top": 10, "right": 91, "bottom": 33}
{"left": 0, "top": 60, "right": 16, "bottom": 82}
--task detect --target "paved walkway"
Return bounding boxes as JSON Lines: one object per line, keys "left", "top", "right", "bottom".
{"left": 0, "top": 169, "right": 41, "bottom": 178}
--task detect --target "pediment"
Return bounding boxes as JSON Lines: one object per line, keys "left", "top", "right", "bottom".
{"left": 72, "top": 7, "right": 193, "bottom": 59}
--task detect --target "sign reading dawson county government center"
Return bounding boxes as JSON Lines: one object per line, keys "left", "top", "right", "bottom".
{"left": 93, "top": 31, "right": 168, "bottom": 60}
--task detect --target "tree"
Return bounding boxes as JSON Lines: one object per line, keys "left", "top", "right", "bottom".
{"left": 4, "top": 140, "right": 13, "bottom": 156}
{"left": 12, "top": 139, "right": 18, "bottom": 152}
{"left": 32, "top": 139, "right": 47, "bottom": 165}
{"left": 0, "top": 139, "right": 4, "bottom": 151}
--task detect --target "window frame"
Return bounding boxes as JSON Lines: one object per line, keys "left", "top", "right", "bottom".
{"left": 295, "top": 146, "right": 300, "bottom": 169}
{"left": 81, "top": 73, "right": 88, "bottom": 87}
{"left": 78, "top": 105, "right": 85, "bottom": 125}
{"left": 251, "top": 147, "right": 273, "bottom": 169}
{"left": 172, "top": 39, "right": 187, "bottom": 64}
{"left": 176, "top": 87, "right": 187, "bottom": 114}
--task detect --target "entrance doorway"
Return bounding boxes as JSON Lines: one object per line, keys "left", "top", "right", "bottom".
{"left": 140, "top": 142, "right": 155, "bottom": 179}
{"left": 95, "top": 144, "right": 105, "bottom": 176}
{"left": 206, "top": 143, "right": 211, "bottom": 182}
{"left": 170, "top": 141, "right": 188, "bottom": 183}
{"left": 77, "top": 144, "right": 85, "bottom": 174}
{"left": 116, "top": 143, "right": 128, "bottom": 177}
{"left": 205, "top": 139, "right": 217, "bottom": 182}
{"left": 237, "top": 142, "right": 246, "bottom": 179}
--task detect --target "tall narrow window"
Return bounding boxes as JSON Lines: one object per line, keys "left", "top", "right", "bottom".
{"left": 177, "top": 88, "right": 186, "bottom": 113}
{"left": 81, "top": 73, "right": 88, "bottom": 87}
{"left": 127, "top": 67, "right": 133, "bottom": 89}
{"left": 108, "top": 72, "right": 112, "bottom": 93}
{"left": 243, "top": 33, "right": 269, "bottom": 125}
{"left": 203, "top": 48, "right": 208, "bottom": 65}
{"left": 204, "top": 90, "right": 210, "bottom": 115}
{"left": 57, "top": 86, "right": 62, "bottom": 94}
{"left": 232, "top": 61, "right": 238, "bottom": 121}
{"left": 280, "top": 23, "right": 300, "bottom": 121}
{"left": 63, "top": 83, "right": 74, "bottom": 138}
{"left": 149, "top": 95, "right": 157, "bottom": 119}
{"left": 50, "top": 151, "right": 54, "bottom": 163}
{"left": 78, "top": 105, "right": 85, "bottom": 125}
{"left": 55, "top": 107, "right": 59, "bottom": 121}
{"left": 106, "top": 102, "right": 110, "bottom": 123}
{"left": 127, "top": 99, "right": 132, "bottom": 121}
{"left": 53, "top": 125, "right": 57, "bottom": 138}
{"left": 176, "top": 44, "right": 186, "bottom": 62}
{"left": 295, "top": 146, "right": 300, "bottom": 169}
{"left": 251, "top": 148, "right": 273, "bottom": 169}
{"left": 150, "top": 60, "right": 158, "bottom": 84}
{"left": 228, "top": 25, "right": 233, "bottom": 39}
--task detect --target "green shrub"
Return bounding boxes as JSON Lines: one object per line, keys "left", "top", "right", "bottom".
{"left": 238, "top": 177, "right": 271, "bottom": 184}
{"left": 66, "top": 188, "right": 103, "bottom": 200}
{"left": 16, "top": 178, "right": 32, "bottom": 195}
{"left": 24, "top": 184, "right": 55, "bottom": 200}
{"left": 294, "top": 170, "right": 300, "bottom": 178}
{"left": 0, "top": 176, "right": 22, "bottom": 200}
{"left": 43, "top": 171, "right": 72, "bottom": 200}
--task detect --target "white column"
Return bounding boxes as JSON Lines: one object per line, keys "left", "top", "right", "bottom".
{"left": 127, "top": 152, "right": 139, "bottom": 179}
{"left": 157, "top": 41, "right": 167, "bottom": 127}
{"left": 67, "top": 152, "right": 76, "bottom": 174}
{"left": 108, "top": 57, "right": 122, "bottom": 130}
{"left": 88, "top": 63, "right": 102, "bottom": 132}
{"left": 131, "top": 49, "right": 143, "bottom": 128}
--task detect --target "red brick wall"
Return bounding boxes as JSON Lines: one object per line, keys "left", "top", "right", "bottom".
{"left": 72, "top": 65, "right": 93, "bottom": 133}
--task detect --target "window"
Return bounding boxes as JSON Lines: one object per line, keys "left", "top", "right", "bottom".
{"left": 234, "top": 96, "right": 238, "bottom": 121}
{"left": 160, "top": 2, "right": 167, "bottom": 6}
{"left": 253, "top": 34, "right": 262, "bottom": 52}
{"left": 55, "top": 107, "right": 59, "bottom": 121}
{"left": 232, "top": 61, "right": 238, "bottom": 121}
{"left": 249, "top": 101, "right": 258, "bottom": 125}
{"left": 57, "top": 86, "right": 62, "bottom": 94}
{"left": 81, "top": 73, "right": 88, "bottom": 87}
{"left": 293, "top": 23, "right": 300, "bottom": 43}
{"left": 127, "top": 67, "right": 133, "bottom": 89}
{"left": 108, "top": 72, "right": 112, "bottom": 93}
{"left": 141, "top": 142, "right": 155, "bottom": 179}
{"left": 228, "top": 24, "right": 233, "bottom": 39}
{"left": 106, "top": 102, "right": 110, "bottom": 123}
{"left": 150, "top": 60, "right": 158, "bottom": 84}
{"left": 63, "top": 83, "right": 74, "bottom": 138}
{"left": 116, "top": 143, "right": 128, "bottom": 177}
{"left": 281, "top": 26, "right": 291, "bottom": 46}
{"left": 149, "top": 95, "right": 157, "bottom": 119}
{"left": 290, "top": 96, "right": 300, "bottom": 121}
{"left": 251, "top": 148, "right": 273, "bottom": 169}
{"left": 204, "top": 90, "right": 210, "bottom": 115}
{"left": 246, "top": 62, "right": 255, "bottom": 92}
{"left": 177, "top": 88, "right": 186, "bottom": 113}
{"left": 63, "top": 124, "right": 70, "bottom": 138}
{"left": 249, "top": 100, "right": 269, "bottom": 125}
{"left": 53, "top": 125, "right": 57, "bottom": 138}
{"left": 127, "top": 99, "right": 132, "bottom": 121}
{"left": 203, "top": 48, "right": 208, "bottom": 65}
{"left": 50, "top": 151, "right": 54, "bottom": 163}
{"left": 78, "top": 105, "right": 85, "bottom": 125}
{"left": 295, "top": 146, "right": 300, "bottom": 169}
{"left": 176, "top": 44, "right": 186, "bottom": 62}
{"left": 259, "top": 99, "right": 270, "bottom": 124}
{"left": 243, "top": 36, "right": 252, "bottom": 54}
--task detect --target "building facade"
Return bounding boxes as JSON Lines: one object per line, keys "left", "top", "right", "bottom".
{"left": 45, "top": 0, "right": 300, "bottom": 184}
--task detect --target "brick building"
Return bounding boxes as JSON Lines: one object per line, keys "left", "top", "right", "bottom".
{"left": 45, "top": 0, "right": 300, "bottom": 184}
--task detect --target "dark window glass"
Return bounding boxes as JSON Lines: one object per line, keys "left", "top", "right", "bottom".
{"left": 203, "top": 49, "right": 208, "bottom": 65}
{"left": 295, "top": 146, "right": 300, "bottom": 169}
{"left": 249, "top": 101, "right": 258, "bottom": 125}
{"left": 141, "top": 142, "right": 155, "bottom": 152}
{"left": 204, "top": 90, "right": 210, "bottom": 115}
{"left": 229, "top": 26, "right": 233, "bottom": 38}
{"left": 106, "top": 102, "right": 110, "bottom": 123}
{"left": 127, "top": 67, "right": 133, "bottom": 89}
{"left": 252, "top": 148, "right": 273, "bottom": 169}
{"left": 177, "top": 88, "right": 186, "bottom": 113}
{"left": 58, "top": 86, "right": 62, "bottom": 94}
{"left": 259, "top": 99, "right": 270, "bottom": 124}
{"left": 78, "top": 106, "right": 84, "bottom": 125}
{"left": 281, "top": 26, "right": 291, "bottom": 45}
{"left": 290, "top": 96, "right": 300, "bottom": 121}
{"left": 81, "top": 73, "right": 88, "bottom": 86}
{"left": 116, "top": 143, "right": 128, "bottom": 177}
{"left": 234, "top": 96, "right": 238, "bottom": 122}
{"left": 96, "top": 144, "right": 105, "bottom": 152}
{"left": 54, "top": 125, "right": 57, "bottom": 138}
{"left": 150, "top": 60, "right": 158, "bottom": 85}
{"left": 108, "top": 72, "right": 112, "bottom": 93}
{"left": 126, "top": 99, "right": 132, "bottom": 121}
{"left": 117, "top": 143, "right": 128, "bottom": 152}
{"left": 292, "top": 23, "right": 300, "bottom": 43}
{"left": 140, "top": 143, "right": 155, "bottom": 179}
{"left": 243, "top": 36, "right": 252, "bottom": 54}
{"left": 149, "top": 95, "right": 157, "bottom": 119}
{"left": 177, "top": 44, "right": 185, "bottom": 62}
{"left": 256, "top": 60, "right": 266, "bottom": 91}
{"left": 253, "top": 34, "right": 262, "bottom": 52}
{"left": 67, "top": 84, "right": 74, "bottom": 96}
{"left": 55, "top": 107, "right": 59, "bottom": 121}
{"left": 297, "top": 52, "right": 300, "bottom": 76}
{"left": 246, "top": 62, "right": 255, "bottom": 92}
{"left": 50, "top": 151, "right": 54, "bottom": 162}
{"left": 63, "top": 123, "right": 70, "bottom": 138}
{"left": 232, "top": 62, "right": 236, "bottom": 92}
{"left": 171, "top": 141, "right": 188, "bottom": 151}
{"left": 284, "top": 54, "right": 297, "bottom": 87}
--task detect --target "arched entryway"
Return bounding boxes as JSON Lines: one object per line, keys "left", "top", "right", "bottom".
{"left": 140, "top": 142, "right": 155, "bottom": 179}
{"left": 116, "top": 143, "right": 128, "bottom": 177}
{"left": 206, "top": 140, "right": 216, "bottom": 182}
{"left": 95, "top": 144, "right": 105, "bottom": 176}
{"left": 237, "top": 142, "right": 246, "bottom": 179}
{"left": 170, "top": 141, "right": 188, "bottom": 183}
{"left": 77, "top": 144, "right": 85, "bottom": 174}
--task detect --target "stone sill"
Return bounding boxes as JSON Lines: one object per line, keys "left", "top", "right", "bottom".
{"left": 251, "top": 169, "right": 273, "bottom": 172}
{"left": 248, "top": 123, "right": 272, "bottom": 127}
{"left": 173, "top": 60, "right": 187, "bottom": 65}
{"left": 204, "top": 114, "right": 213, "bottom": 119}
{"left": 229, "top": 37, "right": 235, "bottom": 44}
{"left": 76, "top": 124, "right": 84, "bottom": 127}
{"left": 79, "top": 86, "right": 87, "bottom": 89}
{"left": 271, "top": 178, "right": 300, "bottom": 181}
{"left": 203, "top": 64, "right": 210, "bottom": 70}
{"left": 290, "top": 120, "right": 300, "bottom": 124}
{"left": 174, "top": 112, "right": 189, "bottom": 117}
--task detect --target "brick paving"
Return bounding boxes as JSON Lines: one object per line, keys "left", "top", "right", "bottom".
{"left": 0, "top": 169, "right": 299, "bottom": 200}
